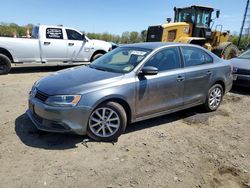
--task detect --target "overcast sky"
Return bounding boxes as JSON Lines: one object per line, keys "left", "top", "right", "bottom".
{"left": 0, "top": 0, "right": 246, "bottom": 35}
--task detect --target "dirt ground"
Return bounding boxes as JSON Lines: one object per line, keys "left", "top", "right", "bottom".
{"left": 0, "top": 66, "right": 250, "bottom": 188}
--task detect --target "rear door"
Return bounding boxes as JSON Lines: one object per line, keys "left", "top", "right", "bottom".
{"left": 180, "top": 46, "right": 214, "bottom": 105}
{"left": 136, "top": 47, "right": 184, "bottom": 118}
{"left": 65, "top": 29, "right": 90, "bottom": 62}
{"left": 40, "top": 27, "right": 67, "bottom": 61}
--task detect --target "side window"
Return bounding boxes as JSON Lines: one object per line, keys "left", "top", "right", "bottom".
{"left": 144, "top": 47, "right": 181, "bottom": 72}
{"left": 46, "top": 28, "right": 63, "bottom": 39}
{"left": 66, "top": 29, "right": 83, "bottom": 40}
{"left": 181, "top": 47, "right": 213, "bottom": 67}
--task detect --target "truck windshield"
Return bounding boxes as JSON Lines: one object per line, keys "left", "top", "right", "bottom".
{"left": 31, "top": 26, "right": 39, "bottom": 39}
{"left": 196, "top": 10, "right": 210, "bottom": 27}
{"left": 89, "top": 47, "right": 152, "bottom": 73}
{"left": 177, "top": 9, "right": 195, "bottom": 23}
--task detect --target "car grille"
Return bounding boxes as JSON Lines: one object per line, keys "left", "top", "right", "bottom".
{"left": 236, "top": 68, "right": 250, "bottom": 75}
{"left": 35, "top": 90, "right": 49, "bottom": 102}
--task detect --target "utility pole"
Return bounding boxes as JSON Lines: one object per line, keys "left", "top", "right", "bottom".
{"left": 238, "top": 0, "right": 250, "bottom": 47}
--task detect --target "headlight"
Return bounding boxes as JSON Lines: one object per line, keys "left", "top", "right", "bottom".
{"left": 45, "top": 95, "right": 81, "bottom": 107}
{"left": 29, "top": 86, "right": 37, "bottom": 98}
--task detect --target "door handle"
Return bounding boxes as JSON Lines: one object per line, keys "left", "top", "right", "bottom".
{"left": 207, "top": 70, "right": 212, "bottom": 76}
{"left": 176, "top": 75, "right": 185, "bottom": 82}
{"left": 68, "top": 43, "right": 74, "bottom": 46}
{"left": 44, "top": 42, "right": 51, "bottom": 45}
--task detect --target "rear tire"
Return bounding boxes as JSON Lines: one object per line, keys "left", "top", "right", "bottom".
{"left": 203, "top": 84, "right": 224, "bottom": 112}
{"left": 91, "top": 53, "right": 104, "bottom": 62}
{"left": 0, "top": 54, "right": 11, "bottom": 75}
{"left": 87, "top": 102, "right": 127, "bottom": 142}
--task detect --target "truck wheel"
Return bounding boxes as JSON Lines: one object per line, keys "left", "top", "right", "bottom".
{"left": 213, "top": 43, "right": 239, "bottom": 60}
{"left": 203, "top": 84, "right": 223, "bottom": 112}
{"left": 87, "top": 102, "right": 127, "bottom": 142}
{"left": 91, "top": 53, "right": 104, "bottom": 62}
{"left": 0, "top": 54, "right": 11, "bottom": 75}
{"left": 222, "top": 44, "right": 239, "bottom": 60}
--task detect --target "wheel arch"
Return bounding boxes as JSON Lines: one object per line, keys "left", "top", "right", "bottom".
{"left": 94, "top": 97, "right": 132, "bottom": 124}
{"left": 210, "top": 80, "right": 226, "bottom": 94}
{"left": 90, "top": 50, "right": 107, "bottom": 62}
{"left": 0, "top": 48, "right": 13, "bottom": 62}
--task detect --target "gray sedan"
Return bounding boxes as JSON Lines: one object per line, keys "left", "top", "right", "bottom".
{"left": 27, "top": 43, "right": 233, "bottom": 141}
{"left": 231, "top": 50, "right": 250, "bottom": 87}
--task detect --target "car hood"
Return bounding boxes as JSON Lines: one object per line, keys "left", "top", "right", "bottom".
{"left": 91, "top": 39, "right": 112, "bottom": 48}
{"left": 36, "top": 66, "right": 124, "bottom": 95}
{"left": 231, "top": 58, "right": 250, "bottom": 69}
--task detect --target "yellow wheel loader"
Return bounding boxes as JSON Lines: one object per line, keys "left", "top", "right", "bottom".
{"left": 146, "top": 5, "right": 239, "bottom": 59}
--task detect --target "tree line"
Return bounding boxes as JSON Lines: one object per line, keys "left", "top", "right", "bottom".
{"left": 86, "top": 30, "right": 147, "bottom": 43}
{"left": 0, "top": 22, "right": 33, "bottom": 37}
{"left": 1, "top": 23, "right": 250, "bottom": 49}
{"left": 0, "top": 22, "right": 147, "bottom": 43}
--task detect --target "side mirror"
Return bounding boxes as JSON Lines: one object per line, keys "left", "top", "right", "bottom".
{"left": 216, "top": 10, "right": 220, "bottom": 18}
{"left": 166, "top": 18, "right": 172, "bottom": 23}
{"left": 139, "top": 66, "right": 158, "bottom": 76}
{"left": 82, "top": 34, "right": 88, "bottom": 42}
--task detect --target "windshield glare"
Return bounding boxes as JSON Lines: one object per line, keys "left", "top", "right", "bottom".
{"left": 90, "top": 47, "right": 151, "bottom": 73}
{"left": 238, "top": 50, "right": 250, "bottom": 59}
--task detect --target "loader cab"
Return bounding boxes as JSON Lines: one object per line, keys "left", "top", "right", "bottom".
{"left": 174, "top": 5, "right": 214, "bottom": 39}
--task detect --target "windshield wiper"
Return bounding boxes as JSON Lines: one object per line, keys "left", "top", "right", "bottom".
{"left": 89, "top": 65, "right": 107, "bottom": 72}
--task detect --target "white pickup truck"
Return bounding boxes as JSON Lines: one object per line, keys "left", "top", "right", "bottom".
{"left": 0, "top": 25, "right": 112, "bottom": 74}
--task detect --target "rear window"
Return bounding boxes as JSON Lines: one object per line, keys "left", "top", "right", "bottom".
{"left": 31, "top": 26, "right": 39, "bottom": 39}
{"left": 237, "top": 50, "right": 250, "bottom": 59}
{"left": 181, "top": 46, "right": 213, "bottom": 67}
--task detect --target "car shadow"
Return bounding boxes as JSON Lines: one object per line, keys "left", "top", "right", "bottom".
{"left": 9, "top": 64, "right": 83, "bottom": 74}
{"left": 230, "top": 86, "right": 250, "bottom": 95}
{"left": 15, "top": 114, "right": 87, "bottom": 150}
{"left": 125, "top": 107, "right": 211, "bottom": 134}
{"left": 15, "top": 107, "right": 211, "bottom": 150}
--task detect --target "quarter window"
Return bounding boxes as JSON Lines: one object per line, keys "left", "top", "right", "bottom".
{"left": 144, "top": 47, "right": 181, "bottom": 72}
{"left": 66, "top": 29, "right": 83, "bottom": 40}
{"left": 46, "top": 28, "right": 63, "bottom": 39}
{"left": 181, "top": 47, "right": 213, "bottom": 67}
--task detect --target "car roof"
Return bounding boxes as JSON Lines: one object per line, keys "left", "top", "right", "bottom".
{"left": 121, "top": 42, "right": 199, "bottom": 50}
{"left": 121, "top": 42, "right": 179, "bottom": 50}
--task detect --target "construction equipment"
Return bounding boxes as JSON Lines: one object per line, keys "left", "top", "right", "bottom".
{"left": 146, "top": 5, "right": 239, "bottom": 59}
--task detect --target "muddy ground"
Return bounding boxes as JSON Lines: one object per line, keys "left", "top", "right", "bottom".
{"left": 0, "top": 66, "right": 250, "bottom": 188}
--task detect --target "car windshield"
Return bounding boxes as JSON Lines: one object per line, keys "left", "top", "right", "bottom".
{"left": 89, "top": 47, "right": 152, "bottom": 73}
{"left": 237, "top": 50, "right": 250, "bottom": 59}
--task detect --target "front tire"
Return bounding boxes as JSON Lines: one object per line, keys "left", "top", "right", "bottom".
{"left": 203, "top": 84, "right": 223, "bottom": 112}
{"left": 87, "top": 102, "right": 127, "bottom": 142}
{"left": 91, "top": 53, "right": 104, "bottom": 62}
{"left": 0, "top": 54, "right": 11, "bottom": 75}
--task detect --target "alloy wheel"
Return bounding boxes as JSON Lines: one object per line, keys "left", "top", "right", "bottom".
{"left": 209, "top": 87, "right": 222, "bottom": 110}
{"left": 89, "top": 107, "right": 120, "bottom": 138}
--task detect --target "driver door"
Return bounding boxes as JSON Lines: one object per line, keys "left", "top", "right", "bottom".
{"left": 135, "top": 47, "right": 184, "bottom": 118}
{"left": 66, "top": 29, "right": 92, "bottom": 62}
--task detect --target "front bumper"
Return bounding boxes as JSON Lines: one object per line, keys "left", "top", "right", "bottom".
{"left": 233, "top": 74, "right": 250, "bottom": 87}
{"left": 27, "top": 97, "right": 93, "bottom": 135}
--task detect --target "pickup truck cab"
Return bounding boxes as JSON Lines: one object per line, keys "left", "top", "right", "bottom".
{"left": 0, "top": 25, "right": 112, "bottom": 74}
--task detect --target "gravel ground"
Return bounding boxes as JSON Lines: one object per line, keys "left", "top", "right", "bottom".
{"left": 0, "top": 66, "right": 250, "bottom": 188}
